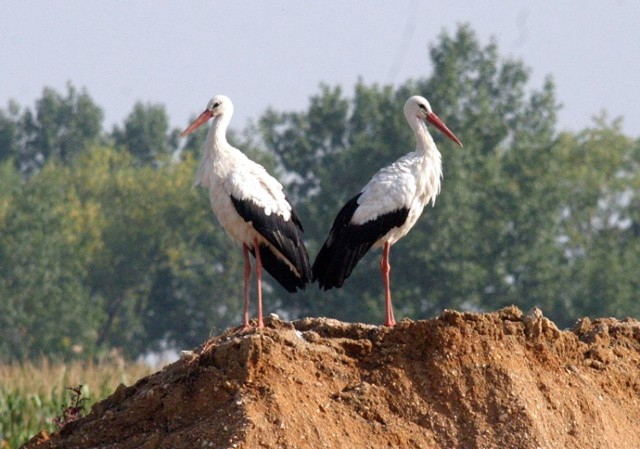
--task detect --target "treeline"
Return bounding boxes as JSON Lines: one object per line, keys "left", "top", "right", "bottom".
{"left": 1, "top": 25, "right": 639, "bottom": 362}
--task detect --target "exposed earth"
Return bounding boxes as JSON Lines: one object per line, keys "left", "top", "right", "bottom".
{"left": 22, "top": 307, "right": 640, "bottom": 449}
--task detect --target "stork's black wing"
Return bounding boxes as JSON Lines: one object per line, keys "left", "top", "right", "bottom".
{"left": 231, "top": 195, "right": 311, "bottom": 292}
{"left": 312, "top": 193, "right": 409, "bottom": 290}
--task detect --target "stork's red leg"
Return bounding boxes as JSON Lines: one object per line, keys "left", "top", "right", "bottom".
{"left": 381, "top": 242, "right": 396, "bottom": 327}
{"left": 242, "top": 243, "right": 252, "bottom": 329}
{"left": 254, "top": 237, "right": 265, "bottom": 328}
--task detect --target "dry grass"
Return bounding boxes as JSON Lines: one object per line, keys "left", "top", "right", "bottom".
{"left": 0, "top": 357, "right": 154, "bottom": 449}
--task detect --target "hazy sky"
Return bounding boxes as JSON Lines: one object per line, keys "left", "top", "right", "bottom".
{"left": 1, "top": 1, "right": 639, "bottom": 137}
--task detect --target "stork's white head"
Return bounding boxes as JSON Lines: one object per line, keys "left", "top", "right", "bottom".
{"left": 206, "top": 95, "right": 233, "bottom": 118}
{"left": 404, "top": 96, "right": 463, "bottom": 147}
{"left": 180, "top": 95, "right": 234, "bottom": 138}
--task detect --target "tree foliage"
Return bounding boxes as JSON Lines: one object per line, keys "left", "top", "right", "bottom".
{"left": 0, "top": 101, "right": 22, "bottom": 163}
{"left": 0, "top": 146, "right": 249, "bottom": 361}
{"left": 112, "top": 102, "right": 178, "bottom": 165}
{"left": 18, "top": 83, "right": 104, "bottom": 174}
{"left": 0, "top": 162, "right": 101, "bottom": 360}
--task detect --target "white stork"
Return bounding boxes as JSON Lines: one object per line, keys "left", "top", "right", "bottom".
{"left": 312, "top": 96, "right": 463, "bottom": 326}
{"left": 180, "top": 95, "right": 311, "bottom": 329}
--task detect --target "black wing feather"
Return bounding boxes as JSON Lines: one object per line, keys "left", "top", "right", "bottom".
{"left": 231, "top": 196, "right": 311, "bottom": 292}
{"left": 312, "top": 193, "right": 410, "bottom": 290}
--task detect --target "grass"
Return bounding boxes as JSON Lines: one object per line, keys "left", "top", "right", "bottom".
{"left": 0, "top": 357, "right": 154, "bottom": 449}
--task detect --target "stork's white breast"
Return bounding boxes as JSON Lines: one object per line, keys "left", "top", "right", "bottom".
{"left": 351, "top": 156, "right": 418, "bottom": 225}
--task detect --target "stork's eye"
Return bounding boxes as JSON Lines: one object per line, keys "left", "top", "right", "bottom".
{"left": 213, "top": 102, "right": 221, "bottom": 108}
{"left": 419, "top": 104, "right": 427, "bottom": 110}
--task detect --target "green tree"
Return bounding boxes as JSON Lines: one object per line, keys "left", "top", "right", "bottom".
{"left": 0, "top": 100, "right": 22, "bottom": 164}
{"left": 0, "top": 143, "right": 256, "bottom": 360}
{"left": 0, "top": 162, "right": 102, "bottom": 361}
{"left": 112, "top": 102, "right": 177, "bottom": 165}
{"left": 553, "top": 118, "right": 640, "bottom": 322}
{"left": 70, "top": 147, "right": 249, "bottom": 355}
{"left": 18, "top": 83, "right": 103, "bottom": 174}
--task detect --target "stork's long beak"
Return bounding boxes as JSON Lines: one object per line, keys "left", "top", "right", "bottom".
{"left": 180, "top": 109, "right": 214, "bottom": 137}
{"left": 426, "top": 112, "right": 463, "bottom": 147}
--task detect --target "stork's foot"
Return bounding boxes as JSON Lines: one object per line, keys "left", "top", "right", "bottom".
{"left": 231, "top": 319, "right": 265, "bottom": 334}
{"left": 229, "top": 323, "right": 254, "bottom": 334}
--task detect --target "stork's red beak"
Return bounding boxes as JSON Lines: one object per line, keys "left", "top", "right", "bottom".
{"left": 180, "top": 109, "right": 214, "bottom": 137}
{"left": 426, "top": 112, "right": 463, "bottom": 147}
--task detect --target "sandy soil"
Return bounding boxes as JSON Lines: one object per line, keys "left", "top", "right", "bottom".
{"left": 22, "top": 307, "right": 640, "bottom": 449}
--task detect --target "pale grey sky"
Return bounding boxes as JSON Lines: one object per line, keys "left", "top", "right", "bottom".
{"left": 1, "top": 1, "right": 639, "bottom": 136}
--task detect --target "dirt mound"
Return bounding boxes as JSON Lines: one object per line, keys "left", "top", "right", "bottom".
{"left": 23, "top": 307, "right": 640, "bottom": 449}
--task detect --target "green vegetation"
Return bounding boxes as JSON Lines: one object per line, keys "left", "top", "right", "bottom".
{"left": 0, "top": 358, "right": 152, "bottom": 448}
{"left": 1, "top": 24, "right": 639, "bottom": 365}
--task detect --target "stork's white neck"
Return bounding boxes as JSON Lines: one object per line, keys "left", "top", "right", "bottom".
{"left": 413, "top": 119, "right": 439, "bottom": 157}
{"left": 206, "top": 113, "right": 232, "bottom": 154}
{"left": 194, "top": 112, "right": 233, "bottom": 189}
{"left": 412, "top": 118, "right": 443, "bottom": 206}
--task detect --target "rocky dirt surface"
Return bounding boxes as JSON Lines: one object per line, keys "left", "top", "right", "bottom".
{"left": 22, "top": 307, "right": 640, "bottom": 449}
